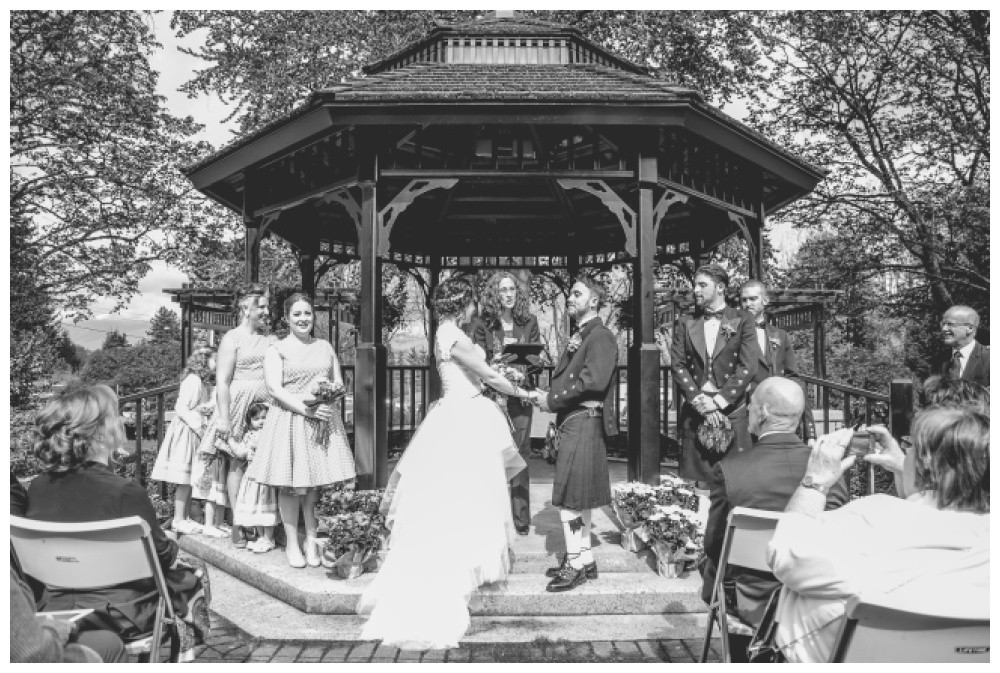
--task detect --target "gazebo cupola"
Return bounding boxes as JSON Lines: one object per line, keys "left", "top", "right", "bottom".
{"left": 184, "top": 13, "right": 825, "bottom": 489}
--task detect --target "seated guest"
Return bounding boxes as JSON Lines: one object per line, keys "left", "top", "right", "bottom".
{"left": 25, "top": 383, "right": 211, "bottom": 661}
{"left": 920, "top": 375, "right": 989, "bottom": 413}
{"left": 700, "top": 377, "right": 848, "bottom": 661}
{"left": 10, "top": 567, "right": 125, "bottom": 663}
{"left": 766, "top": 406, "right": 989, "bottom": 662}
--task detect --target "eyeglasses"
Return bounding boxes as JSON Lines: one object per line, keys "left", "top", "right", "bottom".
{"left": 940, "top": 321, "right": 973, "bottom": 329}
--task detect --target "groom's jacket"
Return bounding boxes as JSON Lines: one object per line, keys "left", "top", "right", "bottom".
{"left": 547, "top": 317, "right": 619, "bottom": 437}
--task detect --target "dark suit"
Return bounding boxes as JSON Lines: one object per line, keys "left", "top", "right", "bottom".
{"left": 936, "top": 341, "right": 990, "bottom": 388}
{"left": 671, "top": 305, "right": 760, "bottom": 482}
{"left": 547, "top": 317, "right": 618, "bottom": 511}
{"left": 471, "top": 313, "right": 540, "bottom": 528}
{"left": 747, "top": 321, "right": 817, "bottom": 441}
{"left": 699, "top": 432, "right": 849, "bottom": 630}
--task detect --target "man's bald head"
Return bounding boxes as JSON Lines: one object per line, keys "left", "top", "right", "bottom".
{"left": 942, "top": 305, "right": 979, "bottom": 349}
{"left": 749, "top": 377, "right": 805, "bottom": 435}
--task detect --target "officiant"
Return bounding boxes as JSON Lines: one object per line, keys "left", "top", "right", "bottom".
{"left": 470, "top": 271, "right": 541, "bottom": 535}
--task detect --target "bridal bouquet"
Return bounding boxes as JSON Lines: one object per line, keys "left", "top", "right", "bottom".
{"left": 309, "top": 377, "right": 346, "bottom": 405}
{"left": 483, "top": 353, "right": 526, "bottom": 403}
{"left": 316, "top": 488, "right": 388, "bottom": 579}
{"left": 643, "top": 505, "right": 704, "bottom": 577}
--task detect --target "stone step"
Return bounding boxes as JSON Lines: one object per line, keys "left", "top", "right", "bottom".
{"left": 180, "top": 534, "right": 702, "bottom": 617}
{"left": 208, "top": 563, "right": 711, "bottom": 642}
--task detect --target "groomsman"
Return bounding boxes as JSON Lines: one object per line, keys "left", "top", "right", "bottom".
{"left": 936, "top": 305, "right": 990, "bottom": 387}
{"left": 738, "top": 280, "right": 816, "bottom": 442}
{"left": 534, "top": 276, "right": 618, "bottom": 592}
{"left": 671, "top": 265, "right": 759, "bottom": 484}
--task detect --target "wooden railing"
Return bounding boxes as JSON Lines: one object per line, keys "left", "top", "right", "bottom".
{"left": 119, "top": 367, "right": 913, "bottom": 501}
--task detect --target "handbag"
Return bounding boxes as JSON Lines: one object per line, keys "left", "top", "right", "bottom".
{"left": 746, "top": 585, "right": 786, "bottom": 663}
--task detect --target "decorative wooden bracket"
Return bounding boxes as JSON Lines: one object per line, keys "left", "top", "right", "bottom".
{"left": 321, "top": 189, "right": 362, "bottom": 235}
{"left": 652, "top": 190, "right": 688, "bottom": 241}
{"left": 378, "top": 179, "right": 459, "bottom": 257}
{"left": 728, "top": 212, "right": 756, "bottom": 271}
{"left": 557, "top": 179, "right": 637, "bottom": 256}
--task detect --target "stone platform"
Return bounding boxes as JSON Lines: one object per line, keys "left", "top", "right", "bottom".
{"left": 180, "top": 458, "right": 709, "bottom": 640}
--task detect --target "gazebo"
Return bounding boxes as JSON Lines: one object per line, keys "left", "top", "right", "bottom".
{"left": 182, "top": 14, "right": 824, "bottom": 488}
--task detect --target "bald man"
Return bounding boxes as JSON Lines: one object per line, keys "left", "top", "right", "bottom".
{"left": 937, "top": 305, "right": 990, "bottom": 387}
{"left": 699, "top": 377, "right": 848, "bottom": 661}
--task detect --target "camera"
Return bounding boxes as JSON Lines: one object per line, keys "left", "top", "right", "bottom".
{"left": 846, "top": 426, "right": 875, "bottom": 457}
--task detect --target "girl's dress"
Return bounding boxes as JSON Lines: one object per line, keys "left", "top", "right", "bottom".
{"left": 357, "top": 322, "right": 525, "bottom": 649}
{"left": 151, "top": 374, "right": 210, "bottom": 485}
{"left": 232, "top": 430, "right": 279, "bottom": 526}
{"left": 193, "top": 329, "right": 274, "bottom": 505}
{"left": 245, "top": 338, "right": 356, "bottom": 490}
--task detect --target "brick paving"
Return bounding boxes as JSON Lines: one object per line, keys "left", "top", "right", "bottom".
{"left": 185, "top": 612, "right": 720, "bottom": 663}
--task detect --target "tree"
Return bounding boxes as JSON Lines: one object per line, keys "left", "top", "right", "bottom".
{"left": 10, "top": 10, "right": 236, "bottom": 318}
{"left": 81, "top": 340, "right": 181, "bottom": 396}
{"left": 101, "top": 330, "right": 130, "bottom": 350}
{"left": 746, "top": 11, "right": 989, "bottom": 347}
{"left": 147, "top": 307, "right": 182, "bottom": 343}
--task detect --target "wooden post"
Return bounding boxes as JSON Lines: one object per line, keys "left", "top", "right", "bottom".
{"left": 179, "top": 298, "right": 190, "bottom": 368}
{"left": 299, "top": 252, "right": 316, "bottom": 300}
{"left": 427, "top": 258, "right": 442, "bottom": 401}
{"left": 889, "top": 379, "right": 914, "bottom": 439}
{"left": 627, "top": 135, "right": 661, "bottom": 485}
{"left": 354, "top": 135, "right": 388, "bottom": 489}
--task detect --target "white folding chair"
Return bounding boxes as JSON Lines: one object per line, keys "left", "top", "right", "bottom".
{"left": 10, "top": 515, "right": 179, "bottom": 663}
{"left": 700, "top": 506, "right": 782, "bottom": 662}
{"left": 831, "top": 593, "right": 990, "bottom": 662}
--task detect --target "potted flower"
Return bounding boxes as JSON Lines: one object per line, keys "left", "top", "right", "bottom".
{"left": 316, "top": 488, "right": 388, "bottom": 579}
{"left": 642, "top": 504, "right": 704, "bottom": 577}
{"left": 611, "top": 482, "right": 660, "bottom": 551}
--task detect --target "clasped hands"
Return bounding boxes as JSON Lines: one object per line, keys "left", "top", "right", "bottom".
{"left": 523, "top": 388, "right": 551, "bottom": 413}
{"left": 692, "top": 393, "right": 721, "bottom": 416}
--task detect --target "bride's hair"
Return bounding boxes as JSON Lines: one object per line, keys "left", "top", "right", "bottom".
{"left": 431, "top": 278, "right": 475, "bottom": 320}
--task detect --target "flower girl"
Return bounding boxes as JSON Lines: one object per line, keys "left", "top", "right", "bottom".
{"left": 232, "top": 402, "right": 279, "bottom": 552}
{"left": 152, "top": 349, "right": 216, "bottom": 535}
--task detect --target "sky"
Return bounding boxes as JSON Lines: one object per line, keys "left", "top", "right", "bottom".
{"left": 60, "top": 9, "right": 811, "bottom": 350}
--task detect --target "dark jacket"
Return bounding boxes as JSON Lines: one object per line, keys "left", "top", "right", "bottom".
{"left": 25, "top": 462, "right": 178, "bottom": 626}
{"left": 671, "top": 305, "right": 760, "bottom": 414}
{"left": 747, "top": 321, "right": 817, "bottom": 441}
{"left": 936, "top": 341, "right": 990, "bottom": 388}
{"left": 699, "top": 433, "right": 849, "bottom": 628}
{"left": 547, "top": 316, "right": 619, "bottom": 437}
{"left": 470, "top": 313, "right": 541, "bottom": 363}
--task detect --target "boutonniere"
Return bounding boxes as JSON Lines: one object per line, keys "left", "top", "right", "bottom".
{"left": 566, "top": 332, "right": 583, "bottom": 354}
{"left": 719, "top": 319, "right": 740, "bottom": 340}
{"left": 768, "top": 336, "right": 781, "bottom": 351}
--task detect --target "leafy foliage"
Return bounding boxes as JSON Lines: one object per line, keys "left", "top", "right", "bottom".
{"left": 147, "top": 307, "right": 182, "bottom": 343}
{"left": 10, "top": 10, "right": 236, "bottom": 317}
{"left": 747, "top": 11, "right": 990, "bottom": 375}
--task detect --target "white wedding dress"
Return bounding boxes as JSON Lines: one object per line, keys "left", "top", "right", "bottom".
{"left": 357, "top": 322, "right": 526, "bottom": 649}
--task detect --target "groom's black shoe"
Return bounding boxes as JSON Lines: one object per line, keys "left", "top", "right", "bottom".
{"left": 545, "top": 554, "right": 598, "bottom": 579}
{"left": 515, "top": 525, "right": 530, "bottom": 536}
{"left": 546, "top": 564, "right": 587, "bottom": 592}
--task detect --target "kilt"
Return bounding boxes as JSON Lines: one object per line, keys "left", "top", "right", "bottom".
{"left": 551, "top": 409, "right": 612, "bottom": 511}
{"left": 677, "top": 403, "right": 752, "bottom": 482}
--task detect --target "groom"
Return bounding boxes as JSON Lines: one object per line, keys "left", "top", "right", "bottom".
{"left": 534, "top": 275, "right": 618, "bottom": 592}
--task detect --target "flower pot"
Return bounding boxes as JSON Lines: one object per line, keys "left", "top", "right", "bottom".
{"left": 329, "top": 548, "right": 379, "bottom": 579}
{"left": 651, "top": 541, "right": 688, "bottom": 578}
{"left": 621, "top": 526, "right": 647, "bottom": 553}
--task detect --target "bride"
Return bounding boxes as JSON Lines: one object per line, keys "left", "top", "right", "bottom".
{"left": 357, "top": 277, "right": 535, "bottom": 649}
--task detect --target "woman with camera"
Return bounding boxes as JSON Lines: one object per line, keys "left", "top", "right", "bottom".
{"left": 764, "top": 405, "right": 989, "bottom": 662}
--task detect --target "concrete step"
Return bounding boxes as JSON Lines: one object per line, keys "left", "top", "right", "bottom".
{"left": 208, "top": 561, "right": 710, "bottom": 642}
{"left": 181, "top": 534, "right": 702, "bottom": 616}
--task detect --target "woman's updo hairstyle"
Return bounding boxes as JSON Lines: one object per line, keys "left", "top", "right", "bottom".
{"left": 431, "top": 278, "right": 475, "bottom": 321}
{"left": 233, "top": 282, "right": 268, "bottom": 319}
{"left": 34, "top": 383, "right": 124, "bottom": 472}
{"left": 283, "top": 292, "right": 314, "bottom": 318}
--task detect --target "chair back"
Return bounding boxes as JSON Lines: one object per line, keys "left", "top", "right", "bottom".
{"left": 10, "top": 515, "right": 164, "bottom": 595}
{"left": 832, "top": 594, "right": 990, "bottom": 663}
{"left": 722, "top": 507, "right": 782, "bottom": 573}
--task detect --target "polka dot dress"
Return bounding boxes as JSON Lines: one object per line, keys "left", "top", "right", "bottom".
{"left": 244, "top": 338, "right": 356, "bottom": 490}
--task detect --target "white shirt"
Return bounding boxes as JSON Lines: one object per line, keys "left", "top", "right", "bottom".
{"left": 756, "top": 326, "right": 768, "bottom": 358}
{"left": 703, "top": 314, "right": 722, "bottom": 357}
{"left": 953, "top": 340, "right": 976, "bottom": 377}
{"left": 766, "top": 495, "right": 989, "bottom": 663}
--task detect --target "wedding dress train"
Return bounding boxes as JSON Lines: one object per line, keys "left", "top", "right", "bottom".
{"left": 356, "top": 322, "right": 525, "bottom": 649}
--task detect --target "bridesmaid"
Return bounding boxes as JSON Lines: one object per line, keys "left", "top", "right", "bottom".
{"left": 194, "top": 283, "right": 274, "bottom": 545}
{"left": 472, "top": 271, "right": 540, "bottom": 535}
{"left": 245, "top": 292, "right": 356, "bottom": 568}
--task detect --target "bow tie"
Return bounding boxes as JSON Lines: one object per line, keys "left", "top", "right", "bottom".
{"left": 700, "top": 307, "right": 726, "bottom": 320}
{"left": 755, "top": 319, "right": 767, "bottom": 328}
